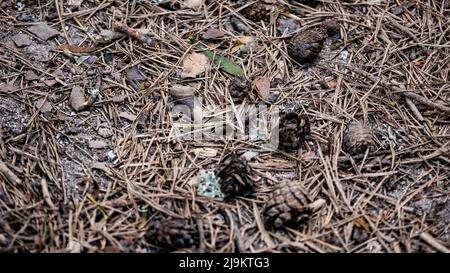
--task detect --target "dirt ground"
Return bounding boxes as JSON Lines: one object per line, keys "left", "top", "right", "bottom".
{"left": 0, "top": 0, "right": 449, "bottom": 253}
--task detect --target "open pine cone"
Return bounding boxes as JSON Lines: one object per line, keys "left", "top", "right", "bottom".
{"left": 279, "top": 112, "right": 310, "bottom": 150}
{"left": 229, "top": 77, "right": 251, "bottom": 103}
{"left": 343, "top": 122, "right": 375, "bottom": 155}
{"left": 145, "top": 218, "right": 199, "bottom": 251}
{"left": 239, "top": 2, "right": 268, "bottom": 22}
{"left": 215, "top": 153, "right": 256, "bottom": 199}
{"left": 264, "top": 180, "right": 320, "bottom": 229}
{"left": 287, "top": 27, "right": 327, "bottom": 64}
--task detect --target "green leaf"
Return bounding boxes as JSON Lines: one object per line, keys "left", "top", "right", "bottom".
{"left": 188, "top": 37, "right": 245, "bottom": 76}
{"left": 203, "top": 50, "right": 245, "bottom": 76}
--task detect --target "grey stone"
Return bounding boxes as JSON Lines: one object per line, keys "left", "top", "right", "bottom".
{"left": 12, "top": 34, "right": 32, "bottom": 47}
{"left": 69, "top": 86, "right": 85, "bottom": 112}
{"left": 98, "top": 127, "right": 113, "bottom": 138}
{"left": 27, "top": 23, "right": 59, "bottom": 40}
{"left": 88, "top": 140, "right": 108, "bottom": 149}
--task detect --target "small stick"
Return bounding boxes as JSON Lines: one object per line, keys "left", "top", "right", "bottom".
{"left": 338, "top": 64, "right": 450, "bottom": 114}
{"left": 112, "top": 21, "right": 156, "bottom": 47}
{"left": 405, "top": 98, "right": 424, "bottom": 122}
{"left": 0, "top": 160, "right": 21, "bottom": 185}
{"left": 402, "top": 92, "right": 450, "bottom": 115}
{"left": 419, "top": 232, "right": 450, "bottom": 253}
{"left": 41, "top": 178, "right": 56, "bottom": 209}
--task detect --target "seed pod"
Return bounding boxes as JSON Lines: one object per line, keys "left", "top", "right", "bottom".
{"left": 145, "top": 218, "right": 199, "bottom": 251}
{"left": 343, "top": 122, "right": 375, "bottom": 155}
{"left": 216, "top": 153, "right": 256, "bottom": 198}
{"left": 229, "top": 77, "right": 251, "bottom": 103}
{"left": 279, "top": 112, "right": 310, "bottom": 150}
{"left": 264, "top": 180, "right": 322, "bottom": 229}
{"left": 287, "top": 28, "right": 327, "bottom": 64}
{"left": 240, "top": 2, "right": 268, "bottom": 22}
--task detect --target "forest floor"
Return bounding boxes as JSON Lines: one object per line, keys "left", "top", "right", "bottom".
{"left": 0, "top": 0, "right": 449, "bottom": 253}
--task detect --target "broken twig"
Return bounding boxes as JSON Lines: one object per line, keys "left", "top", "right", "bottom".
{"left": 112, "top": 21, "right": 156, "bottom": 47}
{"left": 0, "top": 160, "right": 21, "bottom": 185}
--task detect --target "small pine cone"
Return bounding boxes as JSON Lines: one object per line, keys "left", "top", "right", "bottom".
{"left": 263, "top": 180, "right": 313, "bottom": 229}
{"left": 279, "top": 112, "right": 310, "bottom": 150}
{"left": 343, "top": 122, "right": 375, "bottom": 155}
{"left": 240, "top": 2, "right": 267, "bottom": 22}
{"left": 229, "top": 77, "right": 251, "bottom": 103}
{"left": 145, "top": 218, "right": 199, "bottom": 251}
{"left": 321, "top": 18, "right": 340, "bottom": 36}
{"left": 216, "top": 153, "right": 255, "bottom": 198}
{"left": 287, "top": 28, "right": 327, "bottom": 64}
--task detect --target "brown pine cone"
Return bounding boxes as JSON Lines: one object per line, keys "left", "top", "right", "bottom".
{"left": 287, "top": 28, "right": 327, "bottom": 64}
{"left": 343, "top": 122, "right": 375, "bottom": 155}
{"left": 321, "top": 18, "right": 340, "bottom": 36}
{"left": 145, "top": 218, "right": 199, "bottom": 251}
{"left": 263, "top": 180, "right": 313, "bottom": 229}
{"left": 278, "top": 112, "right": 310, "bottom": 150}
{"left": 229, "top": 77, "right": 251, "bottom": 103}
{"left": 216, "top": 153, "right": 256, "bottom": 198}
{"left": 240, "top": 2, "right": 268, "bottom": 22}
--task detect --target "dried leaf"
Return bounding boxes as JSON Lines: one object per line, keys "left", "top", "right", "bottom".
{"left": 181, "top": 53, "right": 209, "bottom": 79}
{"left": 326, "top": 81, "right": 337, "bottom": 89}
{"left": 56, "top": 44, "right": 94, "bottom": 53}
{"left": 354, "top": 218, "right": 370, "bottom": 232}
{"left": 231, "top": 36, "right": 256, "bottom": 54}
{"left": 202, "top": 28, "right": 225, "bottom": 40}
{"left": 252, "top": 77, "right": 270, "bottom": 100}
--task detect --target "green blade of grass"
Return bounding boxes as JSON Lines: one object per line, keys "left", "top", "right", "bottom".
{"left": 189, "top": 37, "right": 245, "bottom": 77}
{"left": 203, "top": 49, "right": 245, "bottom": 77}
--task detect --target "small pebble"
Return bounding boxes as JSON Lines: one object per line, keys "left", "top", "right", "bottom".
{"left": 88, "top": 140, "right": 108, "bottom": 149}
{"left": 12, "top": 34, "right": 32, "bottom": 47}
{"left": 27, "top": 23, "right": 59, "bottom": 40}
{"left": 69, "top": 86, "right": 85, "bottom": 112}
{"left": 98, "top": 127, "right": 113, "bottom": 138}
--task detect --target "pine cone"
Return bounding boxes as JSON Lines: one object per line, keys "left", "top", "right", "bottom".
{"left": 343, "top": 122, "right": 375, "bottom": 155}
{"left": 240, "top": 2, "right": 267, "bottom": 22}
{"left": 278, "top": 112, "right": 310, "bottom": 150}
{"left": 263, "top": 180, "right": 314, "bottom": 229}
{"left": 145, "top": 218, "right": 199, "bottom": 251}
{"left": 229, "top": 77, "right": 251, "bottom": 103}
{"left": 287, "top": 28, "right": 327, "bottom": 64}
{"left": 216, "top": 153, "right": 255, "bottom": 198}
{"left": 321, "top": 18, "right": 340, "bottom": 36}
